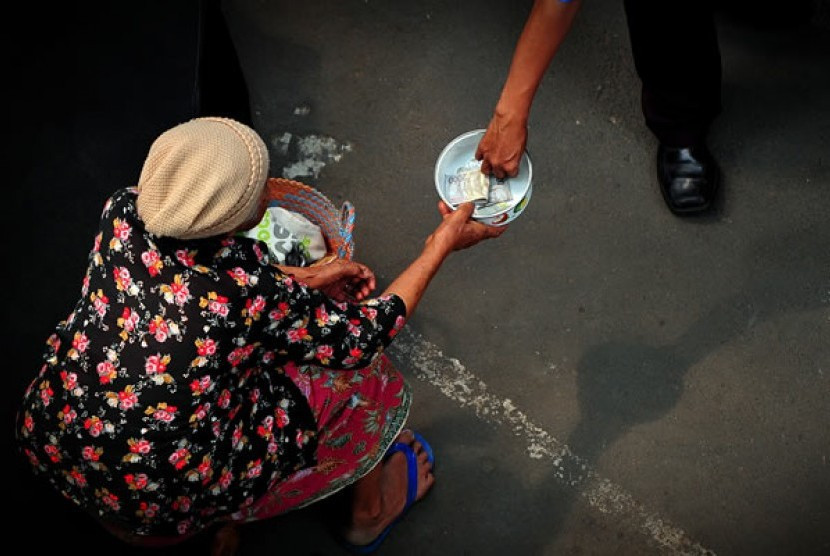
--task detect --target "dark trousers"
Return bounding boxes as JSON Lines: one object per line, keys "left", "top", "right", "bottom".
{"left": 193, "top": 0, "right": 252, "bottom": 125}
{"left": 623, "top": 0, "right": 722, "bottom": 147}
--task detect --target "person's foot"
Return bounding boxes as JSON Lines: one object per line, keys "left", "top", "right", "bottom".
{"left": 656, "top": 144, "right": 719, "bottom": 215}
{"left": 343, "top": 430, "right": 435, "bottom": 547}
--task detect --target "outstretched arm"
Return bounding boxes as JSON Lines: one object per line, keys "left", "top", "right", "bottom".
{"left": 477, "top": 0, "right": 583, "bottom": 178}
{"left": 382, "top": 202, "right": 505, "bottom": 317}
{"left": 266, "top": 203, "right": 504, "bottom": 370}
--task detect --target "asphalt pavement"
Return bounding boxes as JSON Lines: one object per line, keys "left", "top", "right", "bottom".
{"left": 6, "top": 1, "right": 829, "bottom": 555}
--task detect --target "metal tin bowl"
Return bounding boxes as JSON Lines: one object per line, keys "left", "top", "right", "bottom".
{"left": 434, "top": 129, "right": 533, "bottom": 226}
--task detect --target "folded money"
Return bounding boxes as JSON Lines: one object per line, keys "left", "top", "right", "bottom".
{"left": 445, "top": 167, "right": 490, "bottom": 206}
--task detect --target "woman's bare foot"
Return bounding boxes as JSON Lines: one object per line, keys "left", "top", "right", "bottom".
{"left": 343, "top": 430, "right": 435, "bottom": 546}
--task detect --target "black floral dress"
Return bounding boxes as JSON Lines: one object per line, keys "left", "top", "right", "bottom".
{"left": 16, "top": 188, "right": 407, "bottom": 538}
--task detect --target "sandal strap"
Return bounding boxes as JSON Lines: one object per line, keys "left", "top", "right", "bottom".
{"left": 384, "top": 442, "right": 418, "bottom": 509}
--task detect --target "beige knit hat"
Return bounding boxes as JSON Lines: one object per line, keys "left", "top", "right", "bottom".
{"left": 136, "top": 117, "right": 270, "bottom": 239}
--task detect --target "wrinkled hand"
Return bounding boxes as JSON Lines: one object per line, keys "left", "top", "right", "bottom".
{"left": 429, "top": 202, "right": 506, "bottom": 253}
{"left": 281, "top": 260, "right": 376, "bottom": 302}
{"left": 475, "top": 110, "right": 528, "bottom": 179}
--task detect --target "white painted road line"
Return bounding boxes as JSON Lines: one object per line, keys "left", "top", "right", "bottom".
{"left": 390, "top": 328, "right": 716, "bottom": 556}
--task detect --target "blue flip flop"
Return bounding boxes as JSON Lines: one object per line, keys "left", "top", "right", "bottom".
{"left": 341, "top": 431, "right": 434, "bottom": 554}
{"left": 412, "top": 431, "right": 434, "bottom": 468}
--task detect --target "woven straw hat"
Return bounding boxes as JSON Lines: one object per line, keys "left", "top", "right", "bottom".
{"left": 136, "top": 117, "right": 269, "bottom": 239}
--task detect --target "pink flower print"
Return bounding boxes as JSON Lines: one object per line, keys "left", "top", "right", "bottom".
{"left": 287, "top": 326, "right": 309, "bottom": 343}
{"left": 249, "top": 388, "right": 261, "bottom": 405}
{"left": 84, "top": 416, "right": 104, "bottom": 437}
{"left": 146, "top": 403, "right": 178, "bottom": 423}
{"left": 228, "top": 344, "right": 256, "bottom": 366}
{"left": 172, "top": 496, "right": 192, "bottom": 513}
{"left": 148, "top": 316, "right": 170, "bottom": 343}
{"left": 82, "top": 446, "right": 101, "bottom": 461}
{"left": 117, "top": 307, "right": 140, "bottom": 340}
{"left": 23, "top": 413, "right": 34, "bottom": 434}
{"left": 262, "top": 350, "right": 275, "bottom": 364}
{"left": 343, "top": 347, "right": 364, "bottom": 367}
{"left": 60, "top": 370, "right": 79, "bottom": 391}
{"left": 39, "top": 381, "right": 54, "bottom": 406}
{"left": 282, "top": 275, "right": 295, "bottom": 290}
{"left": 140, "top": 249, "right": 163, "bottom": 277}
{"left": 72, "top": 332, "right": 90, "bottom": 353}
{"left": 253, "top": 242, "right": 265, "bottom": 261}
{"left": 92, "top": 232, "right": 102, "bottom": 253}
{"left": 245, "top": 295, "right": 266, "bottom": 320}
{"left": 24, "top": 448, "right": 40, "bottom": 467}
{"left": 81, "top": 274, "right": 90, "bottom": 296}
{"left": 201, "top": 292, "right": 230, "bottom": 317}
{"left": 315, "top": 305, "right": 330, "bottom": 327}
{"left": 227, "top": 404, "right": 239, "bottom": 422}
{"left": 144, "top": 353, "right": 170, "bottom": 376}
{"left": 269, "top": 301, "right": 290, "bottom": 322}
{"left": 177, "top": 518, "right": 193, "bottom": 536}
{"left": 361, "top": 306, "right": 378, "bottom": 321}
{"left": 69, "top": 468, "right": 87, "bottom": 487}
{"left": 124, "top": 473, "right": 149, "bottom": 490}
{"left": 256, "top": 415, "right": 274, "bottom": 439}
{"left": 190, "top": 403, "right": 209, "bottom": 424}
{"left": 60, "top": 404, "right": 77, "bottom": 425}
{"left": 161, "top": 274, "right": 190, "bottom": 306}
{"left": 315, "top": 344, "right": 334, "bottom": 364}
{"left": 112, "top": 266, "right": 132, "bottom": 292}
{"left": 190, "top": 375, "right": 212, "bottom": 395}
{"left": 275, "top": 407, "right": 289, "bottom": 429}
{"left": 175, "top": 249, "right": 196, "bottom": 267}
{"left": 170, "top": 283, "right": 190, "bottom": 306}
{"left": 113, "top": 218, "right": 132, "bottom": 241}
{"left": 196, "top": 338, "right": 217, "bottom": 357}
{"left": 227, "top": 267, "right": 250, "bottom": 287}
{"left": 139, "top": 501, "right": 160, "bottom": 519}
{"left": 212, "top": 300, "right": 230, "bottom": 317}
{"left": 168, "top": 448, "right": 191, "bottom": 470}
{"left": 267, "top": 439, "right": 278, "bottom": 454}
{"left": 197, "top": 457, "right": 212, "bottom": 479}
{"left": 348, "top": 318, "right": 362, "bottom": 337}
{"left": 101, "top": 490, "right": 120, "bottom": 511}
{"left": 117, "top": 387, "right": 138, "bottom": 410}
{"left": 231, "top": 424, "right": 244, "bottom": 448}
{"left": 218, "top": 389, "right": 231, "bottom": 409}
{"left": 47, "top": 334, "right": 61, "bottom": 352}
{"left": 44, "top": 444, "right": 61, "bottom": 463}
{"left": 91, "top": 290, "right": 110, "bottom": 318}
{"left": 389, "top": 315, "right": 406, "bottom": 339}
{"left": 96, "top": 361, "right": 117, "bottom": 385}
{"left": 246, "top": 459, "right": 263, "bottom": 479}
{"left": 218, "top": 469, "right": 233, "bottom": 491}
{"left": 128, "top": 438, "right": 152, "bottom": 455}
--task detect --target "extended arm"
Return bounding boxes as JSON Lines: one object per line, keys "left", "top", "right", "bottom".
{"left": 267, "top": 203, "right": 504, "bottom": 369}
{"left": 477, "top": 0, "right": 583, "bottom": 178}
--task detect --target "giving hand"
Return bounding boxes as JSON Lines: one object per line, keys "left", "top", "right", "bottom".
{"left": 475, "top": 109, "right": 528, "bottom": 180}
